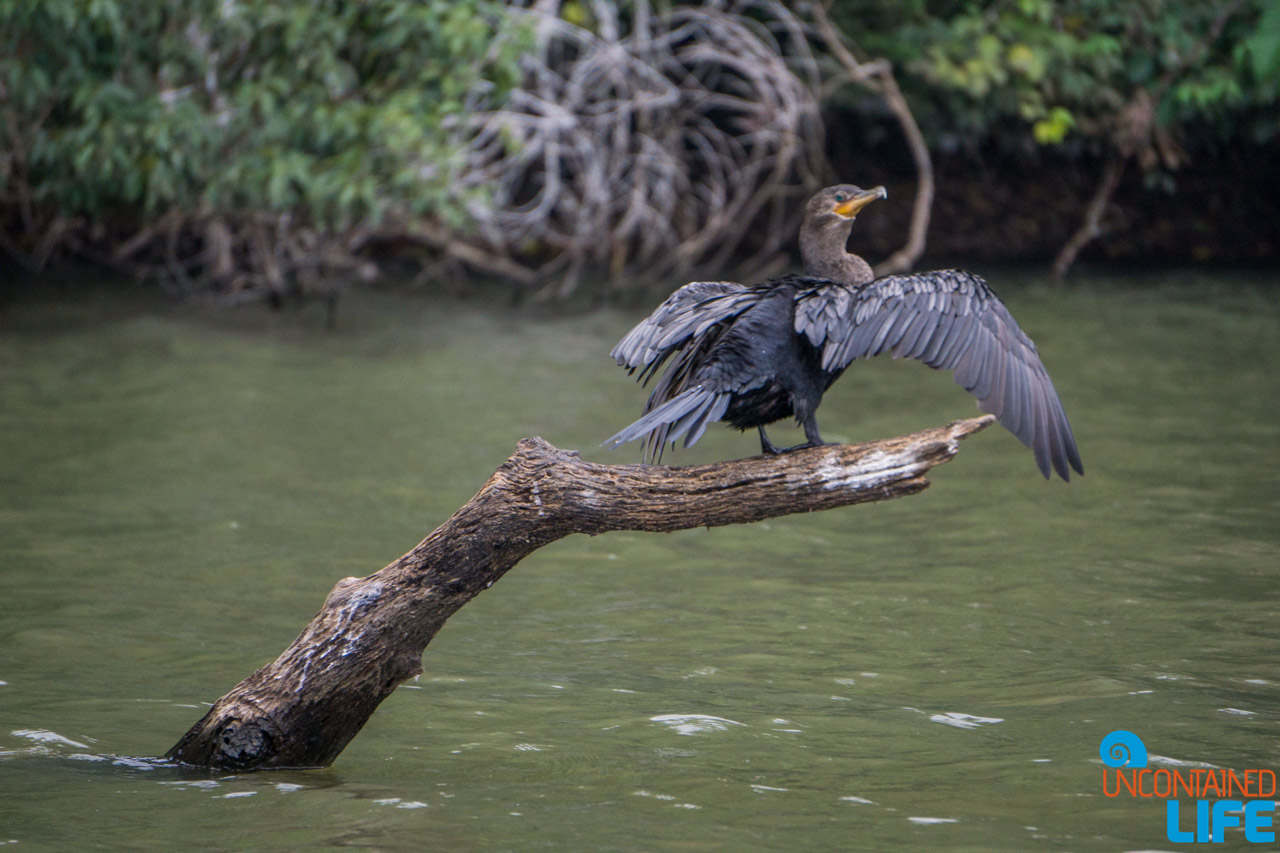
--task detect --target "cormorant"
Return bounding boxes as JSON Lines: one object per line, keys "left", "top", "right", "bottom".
{"left": 604, "top": 184, "right": 1083, "bottom": 481}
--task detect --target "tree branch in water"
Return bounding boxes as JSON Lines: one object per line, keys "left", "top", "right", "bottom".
{"left": 166, "top": 415, "right": 994, "bottom": 771}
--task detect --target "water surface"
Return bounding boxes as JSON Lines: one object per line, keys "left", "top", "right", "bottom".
{"left": 1, "top": 272, "right": 1277, "bottom": 851}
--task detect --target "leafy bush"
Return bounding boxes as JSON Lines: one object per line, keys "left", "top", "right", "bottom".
{"left": 2, "top": 0, "right": 1276, "bottom": 291}
{"left": 1, "top": 0, "right": 827, "bottom": 295}
{"left": 836, "top": 0, "right": 1279, "bottom": 154}
{"left": 0, "top": 0, "right": 528, "bottom": 253}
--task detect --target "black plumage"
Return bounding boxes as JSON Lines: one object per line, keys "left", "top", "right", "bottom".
{"left": 605, "top": 184, "right": 1083, "bottom": 481}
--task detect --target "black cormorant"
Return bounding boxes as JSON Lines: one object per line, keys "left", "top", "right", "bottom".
{"left": 605, "top": 184, "right": 1083, "bottom": 481}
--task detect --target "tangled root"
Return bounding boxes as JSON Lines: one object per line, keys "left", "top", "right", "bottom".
{"left": 445, "top": 0, "right": 826, "bottom": 296}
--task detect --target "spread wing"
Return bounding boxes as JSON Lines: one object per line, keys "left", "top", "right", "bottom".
{"left": 608, "top": 280, "right": 768, "bottom": 461}
{"left": 795, "top": 270, "right": 1083, "bottom": 480}
{"left": 611, "top": 281, "right": 760, "bottom": 377}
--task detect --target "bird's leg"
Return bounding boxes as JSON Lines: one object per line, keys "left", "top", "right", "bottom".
{"left": 758, "top": 426, "right": 783, "bottom": 455}
{"left": 777, "top": 418, "right": 825, "bottom": 452}
{"left": 780, "top": 414, "right": 828, "bottom": 452}
{"left": 800, "top": 414, "right": 826, "bottom": 448}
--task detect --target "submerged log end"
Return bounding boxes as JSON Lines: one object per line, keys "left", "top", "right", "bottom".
{"left": 165, "top": 700, "right": 283, "bottom": 770}
{"left": 166, "top": 676, "right": 396, "bottom": 770}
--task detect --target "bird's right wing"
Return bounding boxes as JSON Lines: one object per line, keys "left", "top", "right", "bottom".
{"left": 608, "top": 281, "right": 767, "bottom": 462}
{"left": 610, "top": 281, "right": 760, "bottom": 376}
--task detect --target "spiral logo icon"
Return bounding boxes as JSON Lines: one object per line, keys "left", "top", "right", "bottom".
{"left": 1100, "top": 730, "right": 1148, "bottom": 768}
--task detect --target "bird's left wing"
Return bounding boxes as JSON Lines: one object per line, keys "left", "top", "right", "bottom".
{"left": 794, "top": 270, "right": 1083, "bottom": 480}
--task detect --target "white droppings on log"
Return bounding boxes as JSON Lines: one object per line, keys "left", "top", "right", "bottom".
{"left": 803, "top": 449, "right": 909, "bottom": 491}
{"left": 340, "top": 631, "right": 367, "bottom": 658}
{"left": 307, "top": 580, "right": 386, "bottom": 665}
{"left": 344, "top": 581, "right": 385, "bottom": 610}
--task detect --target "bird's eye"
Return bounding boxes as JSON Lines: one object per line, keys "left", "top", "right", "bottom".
{"left": 834, "top": 193, "right": 846, "bottom": 202}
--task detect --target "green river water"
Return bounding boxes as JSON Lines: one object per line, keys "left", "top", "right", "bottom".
{"left": 1, "top": 271, "right": 1277, "bottom": 851}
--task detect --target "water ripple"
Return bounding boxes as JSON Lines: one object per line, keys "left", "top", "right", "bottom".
{"left": 650, "top": 714, "right": 746, "bottom": 736}
{"left": 927, "top": 712, "right": 1004, "bottom": 730}
{"left": 11, "top": 729, "right": 89, "bottom": 749}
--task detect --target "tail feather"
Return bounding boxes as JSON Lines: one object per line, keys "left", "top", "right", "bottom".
{"left": 682, "top": 393, "right": 730, "bottom": 448}
{"left": 604, "top": 386, "right": 728, "bottom": 460}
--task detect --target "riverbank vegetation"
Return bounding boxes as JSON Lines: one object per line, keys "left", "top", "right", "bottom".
{"left": 2, "top": 0, "right": 1276, "bottom": 302}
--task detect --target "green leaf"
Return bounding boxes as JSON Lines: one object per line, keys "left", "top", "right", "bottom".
{"left": 1246, "top": 2, "right": 1280, "bottom": 80}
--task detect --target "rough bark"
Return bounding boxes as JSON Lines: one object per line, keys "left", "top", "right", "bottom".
{"left": 166, "top": 415, "right": 994, "bottom": 771}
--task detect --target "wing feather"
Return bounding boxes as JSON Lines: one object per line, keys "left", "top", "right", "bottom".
{"left": 610, "top": 279, "right": 779, "bottom": 462}
{"left": 892, "top": 305, "right": 930, "bottom": 359}
{"left": 611, "top": 281, "right": 758, "bottom": 370}
{"left": 794, "top": 270, "right": 1083, "bottom": 480}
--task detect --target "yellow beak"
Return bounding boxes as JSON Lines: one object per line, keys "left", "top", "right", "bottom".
{"left": 833, "top": 186, "right": 887, "bottom": 218}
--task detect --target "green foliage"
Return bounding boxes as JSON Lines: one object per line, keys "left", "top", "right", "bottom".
{"left": 0, "top": 0, "right": 529, "bottom": 228}
{"left": 834, "top": 0, "right": 1279, "bottom": 153}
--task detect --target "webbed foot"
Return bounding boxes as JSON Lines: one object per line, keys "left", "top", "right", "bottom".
{"left": 778, "top": 440, "right": 829, "bottom": 453}
{"left": 760, "top": 426, "right": 829, "bottom": 455}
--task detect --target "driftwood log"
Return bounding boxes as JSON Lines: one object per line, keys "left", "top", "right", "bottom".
{"left": 166, "top": 415, "right": 994, "bottom": 770}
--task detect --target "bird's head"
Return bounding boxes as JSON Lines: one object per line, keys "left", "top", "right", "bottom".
{"left": 799, "top": 184, "right": 885, "bottom": 283}
{"left": 806, "top": 184, "right": 887, "bottom": 223}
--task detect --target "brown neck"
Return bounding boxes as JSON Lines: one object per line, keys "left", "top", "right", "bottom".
{"left": 799, "top": 217, "right": 874, "bottom": 285}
